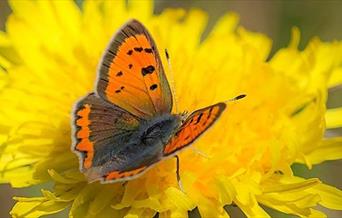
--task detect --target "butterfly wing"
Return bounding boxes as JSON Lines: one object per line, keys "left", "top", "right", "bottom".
{"left": 163, "top": 103, "right": 226, "bottom": 155}
{"left": 96, "top": 19, "right": 173, "bottom": 119}
{"left": 72, "top": 93, "right": 148, "bottom": 182}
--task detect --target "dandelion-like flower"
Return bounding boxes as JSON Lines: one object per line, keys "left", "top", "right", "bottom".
{"left": 1, "top": 1, "right": 342, "bottom": 217}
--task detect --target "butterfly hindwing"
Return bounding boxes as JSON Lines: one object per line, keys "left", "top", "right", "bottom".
{"left": 163, "top": 103, "right": 226, "bottom": 155}
{"left": 103, "top": 166, "right": 147, "bottom": 182}
{"left": 72, "top": 93, "right": 147, "bottom": 182}
{"left": 97, "top": 19, "right": 173, "bottom": 119}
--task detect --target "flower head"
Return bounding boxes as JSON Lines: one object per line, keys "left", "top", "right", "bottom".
{"left": 1, "top": 1, "right": 342, "bottom": 218}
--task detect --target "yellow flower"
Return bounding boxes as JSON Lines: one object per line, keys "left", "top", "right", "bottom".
{"left": 1, "top": 0, "right": 342, "bottom": 218}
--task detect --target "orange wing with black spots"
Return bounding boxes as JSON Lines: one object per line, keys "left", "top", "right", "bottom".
{"left": 96, "top": 19, "right": 173, "bottom": 119}
{"left": 72, "top": 93, "right": 140, "bottom": 173}
{"left": 164, "top": 103, "right": 226, "bottom": 155}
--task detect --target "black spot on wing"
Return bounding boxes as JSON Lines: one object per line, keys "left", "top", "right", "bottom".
{"left": 134, "top": 47, "right": 143, "bottom": 52}
{"left": 115, "top": 86, "right": 125, "bottom": 93}
{"left": 144, "top": 48, "right": 153, "bottom": 53}
{"left": 141, "top": 65, "right": 155, "bottom": 76}
{"left": 150, "top": 84, "right": 158, "bottom": 90}
{"left": 127, "top": 50, "right": 133, "bottom": 55}
{"left": 129, "top": 64, "right": 133, "bottom": 69}
{"left": 195, "top": 113, "right": 203, "bottom": 124}
{"left": 116, "top": 71, "right": 123, "bottom": 77}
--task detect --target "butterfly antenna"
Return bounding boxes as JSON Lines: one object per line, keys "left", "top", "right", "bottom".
{"left": 224, "top": 94, "right": 247, "bottom": 104}
{"left": 165, "top": 49, "right": 179, "bottom": 113}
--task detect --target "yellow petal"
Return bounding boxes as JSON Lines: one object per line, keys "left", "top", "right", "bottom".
{"left": 237, "top": 27, "right": 272, "bottom": 61}
{"left": 48, "top": 169, "right": 83, "bottom": 184}
{"left": 197, "top": 197, "right": 230, "bottom": 218}
{"left": 132, "top": 197, "right": 163, "bottom": 212}
{"left": 326, "top": 107, "right": 342, "bottom": 129}
{"left": 328, "top": 67, "right": 342, "bottom": 88}
{"left": 112, "top": 179, "right": 145, "bottom": 210}
{"left": 235, "top": 199, "right": 270, "bottom": 218}
{"left": 164, "top": 187, "right": 196, "bottom": 211}
{"left": 258, "top": 195, "right": 313, "bottom": 217}
{"left": 278, "top": 176, "right": 342, "bottom": 211}
{"left": 289, "top": 27, "right": 301, "bottom": 49}
{"left": 10, "top": 198, "right": 43, "bottom": 217}
{"left": 0, "top": 31, "right": 11, "bottom": 46}
{"left": 69, "top": 183, "right": 100, "bottom": 218}
{"left": 0, "top": 54, "right": 11, "bottom": 70}
{"left": 50, "top": 1, "right": 82, "bottom": 42}
{"left": 11, "top": 191, "right": 71, "bottom": 218}
{"left": 216, "top": 177, "right": 235, "bottom": 206}
{"left": 87, "top": 184, "right": 123, "bottom": 218}
{"left": 262, "top": 178, "right": 321, "bottom": 193}
{"left": 311, "top": 183, "right": 342, "bottom": 210}
{"left": 170, "top": 209, "right": 189, "bottom": 218}
{"left": 308, "top": 209, "right": 327, "bottom": 218}
{"left": 124, "top": 207, "right": 156, "bottom": 218}
{"left": 127, "top": 0, "right": 153, "bottom": 22}
{"left": 208, "top": 13, "right": 238, "bottom": 38}
{"left": 304, "top": 137, "right": 342, "bottom": 165}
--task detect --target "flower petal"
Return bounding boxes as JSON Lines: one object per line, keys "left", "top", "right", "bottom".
{"left": 164, "top": 187, "right": 196, "bottom": 212}
{"left": 326, "top": 107, "right": 342, "bottom": 129}
{"left": 10, "top": 190, "right": 74, "bottom": 218}
{"left": 262, "top": 178, "right": 321, "bottom": 194}
{"left": 304, "top": 137, "right": 342, "bottom": 165}
{"left": 310, "top": 183, "right": 342, "bottom": 210}
{"left": 329, "top": 67, "right": 342, "bottom": 88}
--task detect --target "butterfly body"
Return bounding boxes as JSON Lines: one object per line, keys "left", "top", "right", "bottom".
{"left": 72, "top": 20, "right": 229, "bottom": 183}
{"left": 98, "top": 113, "right": 182, "bottom": 171}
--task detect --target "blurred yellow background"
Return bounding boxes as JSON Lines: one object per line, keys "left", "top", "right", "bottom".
{"left": 0, "top": 1, "right": 341, "bottom": 217}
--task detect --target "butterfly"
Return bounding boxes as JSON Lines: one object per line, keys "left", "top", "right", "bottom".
{"left": 72, "top": 19, "right": 245, "bottom": 184}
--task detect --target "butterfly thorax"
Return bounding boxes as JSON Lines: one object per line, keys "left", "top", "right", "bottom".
{"left": 123, "top": 113, "right": 182, "bottom": 166}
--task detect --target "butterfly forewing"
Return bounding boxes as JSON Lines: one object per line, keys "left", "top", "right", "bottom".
{"left": 164, "top": 103, "right": 226, "bottom": 155}
{"left": 97, "top": 19, "right": 173, "bottom": 119}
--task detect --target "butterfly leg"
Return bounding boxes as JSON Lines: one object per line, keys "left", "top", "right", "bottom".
{"left": 175, "top": 155, "right": 184, "bottom": 192}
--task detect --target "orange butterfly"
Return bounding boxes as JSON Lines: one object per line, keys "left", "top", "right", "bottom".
{"left": 72, "top": 19, "right": 245, "bottom": 184}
